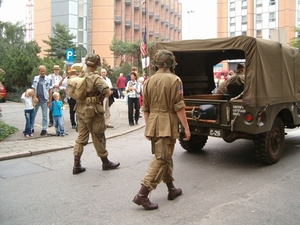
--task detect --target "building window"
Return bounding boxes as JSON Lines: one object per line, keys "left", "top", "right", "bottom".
{"left": 242, "top": 31, "right": 247, "bottom": 36}
{"left": 230, "top": 17, "right": 236, "bottom": 26}
{"left": 78, "top": 17, "right": 83, "bottom": 29}
{"left": 269, "top": 0, "right": 275, "bottom": 6}
{"left": 256, "top": 0, "right": 262, "bottom": 7}
{"left": 230, "top": 32, "right": 235, "bottom": 37}
{"left": 256, "top": 14, "right": 262, "bottom": 23}
{"left": 256, "top": 30, "right": 262, "bottom": 38}
{"left": 230, "top": 2, "right": 235, "bottom": 11}
{"left": 78, "top": 31, "right": 83, "bottom": 43}
{"left": 242, "top": 16, "right": 247, "bottom": 25}
{"left": 242, "top": 0, "right": 247, "bottom": 9}
{"left": 269, "top": 12, "right": 276, "bottom": 22}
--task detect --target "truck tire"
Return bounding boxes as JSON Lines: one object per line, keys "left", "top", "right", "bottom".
{"left": 254, "top": 117, "right": 285, "bottom": 165}
{"left": 179, "top": 133, "right": 208, "bottom": 152}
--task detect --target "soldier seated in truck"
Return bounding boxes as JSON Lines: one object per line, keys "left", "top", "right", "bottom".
{"left": 217, "top": 62, "right": 245, "bottom": 97}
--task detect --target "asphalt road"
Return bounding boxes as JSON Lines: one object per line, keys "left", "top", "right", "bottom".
{"left": 1, "top": 127, "right": 300, "bottom": 225}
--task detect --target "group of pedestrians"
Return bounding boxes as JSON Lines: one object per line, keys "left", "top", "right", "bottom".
{"left": 21, "top": 65, "right": 77, "bottom": 138}
{"left": 20, "top": 50, "right": 191, "bottom": 211}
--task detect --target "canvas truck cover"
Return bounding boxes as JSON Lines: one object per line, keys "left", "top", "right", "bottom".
{"left": 149, "top": 36, "right": 300, "bottom": 107}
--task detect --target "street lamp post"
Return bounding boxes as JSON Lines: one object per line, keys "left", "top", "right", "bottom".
{"left": 187, "top": 10, "right": 195, "bottom": 39}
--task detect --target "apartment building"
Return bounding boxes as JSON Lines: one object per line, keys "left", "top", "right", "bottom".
{"left": 34, "top": 0, "right": 182, "bottom": 67}
{"left": 216, "top": 0, "right": 299, "bottom": 70}
{"left": 217, "top": 0, "right": 299, "bottom": 44}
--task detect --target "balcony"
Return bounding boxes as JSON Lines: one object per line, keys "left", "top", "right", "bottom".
{"left": 155, "top": 0, "right": 159, "bottom": 4}
{"left": 165, "top": 21, "right": 169, "bottom": 26}
{"left": 149, "top": 11, "right": 154, "bottom": 17}
{"left": 142, "top": 7, "right": 146, "bottom": 14}
{"left": 161, "top": 19, "right": 165, "bottom": 24}
{"left": 114, "top": 16, "right": 121, "bottom": 24}
{"left": 174, "top": 27, "right": 177, "bottom": 31}
{"left": 155, "top": 33, "right": 160, "bottom": 38}
{"left": 134, "top": 1, "right": 139, "bottom": 9}
{"left": 170, "top": 24, "right": 174, "bottom": 29}
{"left": 165, "top": 5, "right": 169, "bottom": 11}
{"left": 174, "top": 12, "right": 177, "bottom": 17}
{"left": 149, "top": 31, "right": 154, "bottom": 36}
{"left": 134, "top": 24, "right": 140, "bottom": 30}
{"left": 178, "top": 14, "right": 181, "bottom": 19}
{"left": 125, "top": 21, "right": 131, "bottom": 28}
{"left": 178, "top": 28, "right": 181, "bottom": 33}
{"left": 155, "top": 15, "right": 160, "bottom": 20}
{"left": 170, "top": 8, "right": 173, "bottom": 14}
{"left": 125, "top": 0, "right": 131, "bottom": 5}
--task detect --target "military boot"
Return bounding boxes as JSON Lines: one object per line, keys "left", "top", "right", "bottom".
{"left": 166, "top": 182, "right": 182, "bottom": 200}
{"left": 101, "top": 157, "right": 120, "bottom": 170}
{"left": 133, "top": 185, "right": 158, "bottom": 210}
{"left": 73, "top": 156, "right": 86, "bottom": 175}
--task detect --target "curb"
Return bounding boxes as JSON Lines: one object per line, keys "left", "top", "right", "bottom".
{"left": 0, "top": 125, "right": 145, "bottom": 161}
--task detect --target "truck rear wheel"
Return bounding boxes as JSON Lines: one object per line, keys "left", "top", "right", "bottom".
{"left": 254, "top": 117, "right": 285, "bottom": 165}
{"left": 179, "top": 133, "right": 208, "bottom": 152}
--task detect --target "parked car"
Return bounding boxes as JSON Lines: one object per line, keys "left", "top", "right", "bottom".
{"left": 0, "top": 82, "right": 7, "bottom": 102}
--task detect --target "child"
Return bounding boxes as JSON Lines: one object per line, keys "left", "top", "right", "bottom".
{"left": 50, "top": 92, "right": 65, "bottom": 136}
{"left": 21, "top": 88, "right": 35, "bottom": 138}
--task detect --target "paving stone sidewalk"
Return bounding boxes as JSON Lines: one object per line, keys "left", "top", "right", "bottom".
{"left": 0, "top": 99, "right": 145, "bottom": 161}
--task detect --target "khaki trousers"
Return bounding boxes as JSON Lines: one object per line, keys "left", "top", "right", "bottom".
{"left": 73, "top": 111, "right": 108, "bottom": 158}
{"left": 141, "top": 137, "right": 176, "bottom": 191}
{"left": 103, "top": 97, "right": 111, "bottom": 125}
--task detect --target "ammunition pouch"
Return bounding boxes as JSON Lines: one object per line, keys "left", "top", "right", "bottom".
{"left": 84, "top": 105, "right": 95, "bottom": 117}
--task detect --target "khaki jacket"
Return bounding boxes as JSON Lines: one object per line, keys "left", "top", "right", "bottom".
{"left": 142, "top": 72, "right": 186, "bottom": 139}
{"left": 75, "top": 70, "right": 110, "bottom": 114}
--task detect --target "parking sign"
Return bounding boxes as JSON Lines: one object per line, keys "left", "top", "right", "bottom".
{"left": 66, "top": 48, "right": 74, "bottom": 63}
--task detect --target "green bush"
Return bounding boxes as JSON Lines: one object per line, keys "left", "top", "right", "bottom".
{"left": 6, "top": 87, "right": 25, "bottom": 102}
{"left": 0, "top": 120, "right": 18, "bottom": 141}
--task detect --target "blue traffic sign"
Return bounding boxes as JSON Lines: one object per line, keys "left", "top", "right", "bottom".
{"left": 66, "top": 48, "right": 74, "bottom": 62}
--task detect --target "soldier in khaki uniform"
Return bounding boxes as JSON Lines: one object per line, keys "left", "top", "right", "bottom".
{"left": 72, "top": 53, "right": 120, "bottom": 175}
{"left": 133, "top": 50, "right": 191, "bottom": 210}
{"left": 217, "top": 62, "right": 245, "bottom": 94}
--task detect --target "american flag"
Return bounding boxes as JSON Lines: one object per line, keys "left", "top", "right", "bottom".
{"left": 140, "top": 32, "right": 148, "bottom": 56}
{"left": 178, "top": 85, "right": 183, "bottom": 95}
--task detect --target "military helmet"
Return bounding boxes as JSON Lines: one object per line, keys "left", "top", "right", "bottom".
{"left": 85, "top": 53, "right": 101, "bottom": 67}
{"left": 152, "top": 50, "right": 177, "bottom": 72}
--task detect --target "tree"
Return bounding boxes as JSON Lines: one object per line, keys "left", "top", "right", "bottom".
{"left": 110, "top": 37, "right": 141, "bottom": 65}
{"left": 0, "top": 22, "right": 41, "bottom": 90}
{"left": 43, "top": 23, "right": 76, "bottom": 59}
{"left": 290, "top": 27, "right": 300, "bottom": 48}
{"left": 109, "top": 37, "right": 156, "bottom": 78}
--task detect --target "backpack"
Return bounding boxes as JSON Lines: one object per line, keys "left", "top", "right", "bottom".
{"left": 66, "top": 75, "right": 87, "bottom": 101}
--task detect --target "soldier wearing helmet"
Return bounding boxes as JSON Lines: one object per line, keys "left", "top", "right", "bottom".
{"left": 133, "top": 50, "right": 191, "bottom": 210}
{"left": 217, "top": 62, "right": 245, "bottom": 95}
{"left": 72, "top": 53, "right": 120, "bottom": 175}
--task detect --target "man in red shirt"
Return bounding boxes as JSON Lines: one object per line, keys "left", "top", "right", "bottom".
{"left": 116, "top": 73, "right": 126, "bottom": 99}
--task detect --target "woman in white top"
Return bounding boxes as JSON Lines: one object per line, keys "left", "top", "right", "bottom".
{"left": 126, "top": 71, "right": 141, "bottom": 126}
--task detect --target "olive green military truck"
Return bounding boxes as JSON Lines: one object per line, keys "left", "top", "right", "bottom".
{"left": 150, "top": 36, "right": 300, "bottom": 164}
